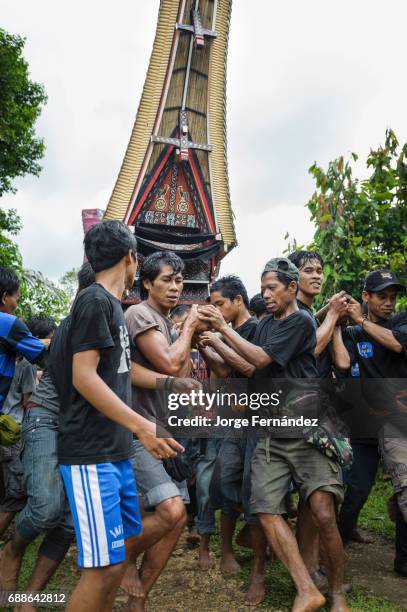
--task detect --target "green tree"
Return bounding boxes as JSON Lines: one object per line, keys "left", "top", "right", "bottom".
{"left": 0, "top": 207, "right": 23, "bottom": 271}
{"left": 18, "top": 270, "right": 70, "bottom": 322}
{"left": 0, "top": 29, "right": 66, "bottom": 320}
{"left": 0, "top": 28, "right": 47, "bottom": 196}
{"left": 0, "top": 208, "right": 69, "bottom": 321}
{"left": 288, "top": 130, "right": 407, "bottom": 309}
{"left": 59, "top": 268, "right": 79, "bottom": 303}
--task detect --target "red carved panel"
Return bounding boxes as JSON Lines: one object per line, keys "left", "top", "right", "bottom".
{"left": 143, "top": 161, "right": 198, "bottom": 229}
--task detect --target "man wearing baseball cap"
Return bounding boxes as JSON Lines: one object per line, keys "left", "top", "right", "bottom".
{"left": 332, "top": 268, "right": 407, "bottom": 576}
{"left": 198, "top": 257, "right": 348, "bottom": 612}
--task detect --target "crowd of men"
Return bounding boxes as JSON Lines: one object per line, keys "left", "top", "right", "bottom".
{"left": 0, "top": 219, "right": 406, "bottom": 612}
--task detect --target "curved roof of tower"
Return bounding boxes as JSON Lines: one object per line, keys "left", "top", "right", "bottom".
{"left": 104, "top": 0, "right": 236, "bottom": 253}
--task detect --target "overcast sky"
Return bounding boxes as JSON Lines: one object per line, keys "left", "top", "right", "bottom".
{"left": 2, "top": 0, "right": 407, "bottom": 296}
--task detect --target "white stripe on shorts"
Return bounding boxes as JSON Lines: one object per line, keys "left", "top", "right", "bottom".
{"left": 80, "top": 466, "right": 99, "bottom": 566}
{"left": 71, "top": 465, "right": 94, "bottom": 567}
{"left": 86, "top": 465, "right": 109, "bottom": 566}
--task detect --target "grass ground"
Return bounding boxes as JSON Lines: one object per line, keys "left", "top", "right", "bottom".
{"left": 358, "top": 468, "right": 395, "bottom": 539}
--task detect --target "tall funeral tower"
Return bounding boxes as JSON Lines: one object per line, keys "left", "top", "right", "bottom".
{"left": 104, "top": 0, "right": 236, "bottom": 302}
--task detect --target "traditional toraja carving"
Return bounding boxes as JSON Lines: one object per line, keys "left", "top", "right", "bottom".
{"left": 104, "top": 0, "right": 236, "bottom": 302}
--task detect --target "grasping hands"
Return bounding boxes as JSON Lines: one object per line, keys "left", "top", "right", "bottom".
{"left": 346, "top": 297, "right": 364, "bottom": 325}
{"left": 328, "top": 290, "right": 349, "bottom": 318}
{"left": 197, "top": 305, "right": 228, "bottom": 332}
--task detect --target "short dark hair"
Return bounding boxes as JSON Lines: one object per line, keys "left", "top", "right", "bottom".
{"left": 77, "top": 262, "right": 96, "bottom": 292}
{"left": 288, "top": 250, "right": 323, "bottom": 270}
{"left": 249, "top": 293, "right": 267, "bottom": 317}
{"left": 210, "top": 275, "right": 249, "bottom": 309}
{"left": 84, "top": 220, "right": 137, "bottom": 273}
{"left": 170, "top": 304, "right": 190, "bottom": 319}
{"left": 0, "top": 266, "right": 20, "bottom": 301}
{"left": 26, "top": 314, "right": 57, "bottom": 338}
{"left": 140, "top": 252, "right": 185, "bottom": 285}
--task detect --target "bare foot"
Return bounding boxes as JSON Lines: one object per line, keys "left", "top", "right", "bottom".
{"left": 220, "top": 553, "right": 241, "bottom": 575}
{"left": 0, "top": 543, "right": 23, "bottom": 590}
{"left": 236, "top": 524, "right": 252, "bottom": 549}
{"left": 330, "top": 592, "right": 350, "bottom": 612}
{"left": 124, "top": 596, "right": 146, "bottom": 612}
{"left": 120, "top": 564, "right": 144, "bottom": 598}
{"left": 186, "top": 528, "right": 201, "bottom": 546}
{"left": 244, "top": 573, "right": 266, "bottom": 607}
{"left": 292, "top": 590, "right": 326, "bottom": 612}
{"left": 198, "top": 547, "right": 214, "bottom": 571}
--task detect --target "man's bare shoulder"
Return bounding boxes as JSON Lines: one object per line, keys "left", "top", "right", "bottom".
{"left": 125, "top": 303, "right": 162, "bottom": 338}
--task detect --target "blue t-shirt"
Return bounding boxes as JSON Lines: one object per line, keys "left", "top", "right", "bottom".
{"left": 0, "top": 313, "right": 45, "bottom": 411}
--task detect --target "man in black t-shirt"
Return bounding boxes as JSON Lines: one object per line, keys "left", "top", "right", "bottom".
{"left": 0, "top": 267, "right": 93, "bottom": 597}
{"left": 288, "top": 250, "right": 350, "bottom": 591}
{"left": 56, "top": 222, "right": 182, "bottom": 612}
{"left": 199, "top": 258, "right": 348, "bottom": 612}
{"left": 200, "top": 275, "right": 258, "bottom": 379}
{"left": 288, "top": 250, "right": 349, "bottom": 379}
{"left": 332, "top": 269, "right": 407, "bottom": 576}
{"left": 199, "top": 275, "right": 266, "bottom": 605}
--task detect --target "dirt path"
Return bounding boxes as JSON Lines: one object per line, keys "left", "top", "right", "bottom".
{"left": 345, "top": 538, "right": 407, "bottom": 608}
{"left": 111, "top": 531, "right": 407, "bottom": 611}
{"left": 114, "top": 535, "right": 254, "bottom": 612}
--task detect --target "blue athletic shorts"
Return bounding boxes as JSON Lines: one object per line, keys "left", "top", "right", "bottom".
{"left": 60, "top": 459, "right": 142, "bottom": 568}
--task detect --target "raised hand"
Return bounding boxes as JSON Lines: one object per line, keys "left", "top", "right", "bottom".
{"left": 197, "top": 305, "right": 227, "bottom": 332}
{"left": 346, "top": 297, "right": 364, "bottom": 324}
{"left": 184, "top": 304, "right": 200, "bottom": 329}
{"left": 328, "top": 291, "right": 349, "bottom": 318}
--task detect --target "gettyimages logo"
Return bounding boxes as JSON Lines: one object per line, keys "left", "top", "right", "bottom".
{"left": 158, "top": 377, "right": 407, "bottom": 440}
{"left": 167, "top": 389, "right": 281, "bottom": 412}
